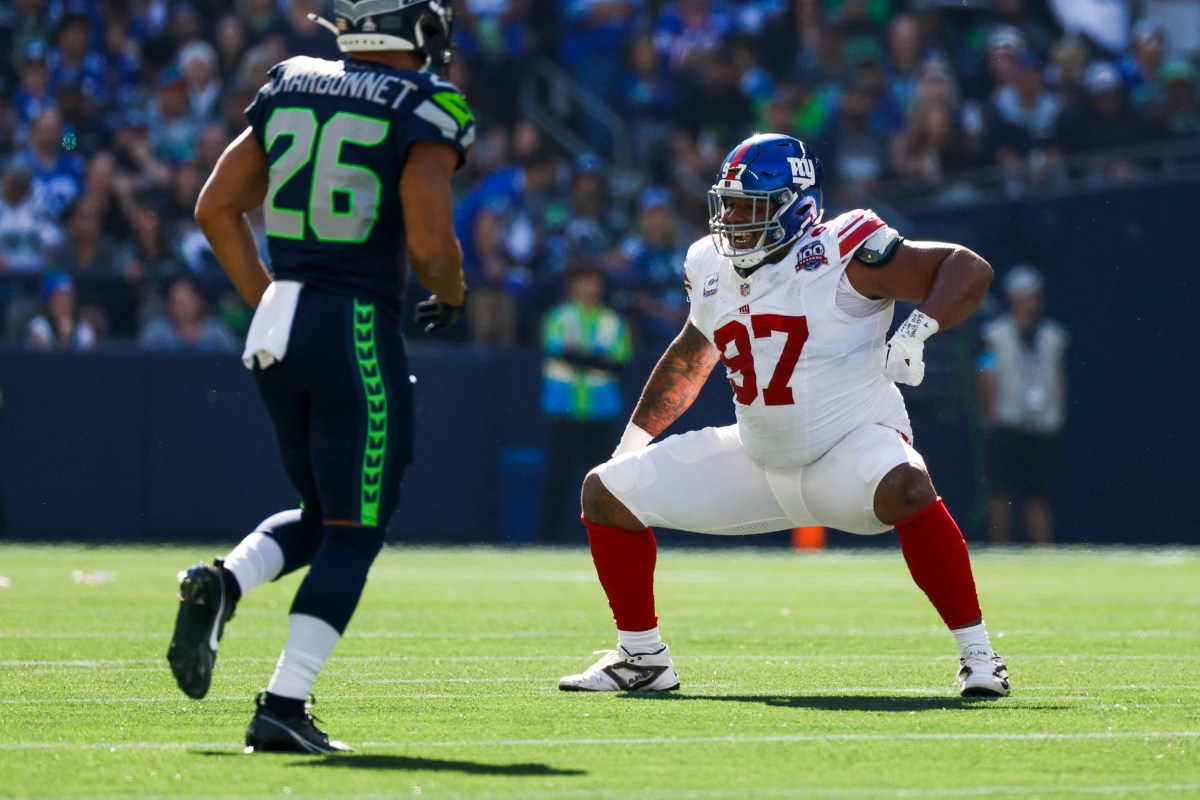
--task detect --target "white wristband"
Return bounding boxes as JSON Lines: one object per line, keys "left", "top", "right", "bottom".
{"left": 612, "top": 422, "right": 654, "bottom": 457}
{"left": 896, "top": 310, "right": 940, "bottom": 342}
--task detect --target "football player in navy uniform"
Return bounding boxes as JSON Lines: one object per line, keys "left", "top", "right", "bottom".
{"left": 167, "top": 0, "right": 474, "bottom": 753}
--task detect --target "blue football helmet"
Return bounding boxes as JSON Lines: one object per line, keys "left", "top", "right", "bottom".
{"left": 334, "top": 0, "right": 456, "bottom": 72}
{"left": 708, "top": 133, "right": 824, "bottom": 273}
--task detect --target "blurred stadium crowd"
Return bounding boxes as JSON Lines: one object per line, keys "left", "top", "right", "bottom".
{"left": 0, "top": 0, "right": 1196, "bottom": 350}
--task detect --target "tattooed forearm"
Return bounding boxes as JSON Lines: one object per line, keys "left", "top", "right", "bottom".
{"left": 630, "top": 322, "right": 721, "bottom": 438}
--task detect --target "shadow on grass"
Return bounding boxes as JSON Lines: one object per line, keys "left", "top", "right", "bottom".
{"left": 194, "top": 750, "right": 585, "bottom": 775}
{"left": 620, "top": 694, "right": 1061, "bottom": 712}
{"left": 295, "top": 754, "right": 586, "bottom": 775}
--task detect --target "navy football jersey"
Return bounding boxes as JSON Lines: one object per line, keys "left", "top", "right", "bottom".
{"left": 245, "top": 56, "right": 474, "bottom": 312}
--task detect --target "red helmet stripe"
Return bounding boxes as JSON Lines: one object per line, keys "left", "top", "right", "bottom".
{"left": 724, "top": 138, "right": 757, "bottom": 181}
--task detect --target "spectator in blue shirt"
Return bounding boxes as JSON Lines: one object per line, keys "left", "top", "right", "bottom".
{"left": 654, "top": 0, "right": 734, "bottom": 75}
{"left": 23, "top": 106, "right": 86, "bottom": 220}
{"left": 9, "top": 42, "right": 54, "bottom": 142}
{"left": 47, "top": 13, "right": 110, "bottom": 107}
{"left": 608, "top": 186, "right": 693, "bottom": 348}
{"left": 617, "top": 32, "right": 679, "bottom": 177}
{"left": 561, "top": 0, "right": 646, "bottom": 107}
{"left": 456, "top": 143, "right": 562, "bottom": 344}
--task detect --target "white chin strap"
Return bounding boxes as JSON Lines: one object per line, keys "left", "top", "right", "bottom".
{"left": 730, "top": 225, "right": 793, "bottom": 271}
{"left": 730, "top": 245, "right": 769, "bottom": 271}
{"left": 338, "top": 33, "right": 418, "bottom": 53}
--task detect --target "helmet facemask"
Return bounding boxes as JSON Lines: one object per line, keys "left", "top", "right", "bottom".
{"left": 708, "top": 186, "right": 818, "bottom": 273}
{"left": 409, "top": 4, "right": 455, "bottom": 72}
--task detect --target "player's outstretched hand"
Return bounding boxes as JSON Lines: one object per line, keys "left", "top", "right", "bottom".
{"left": 415, "top": 292, "right": 466, "bottom": 333}
{"left": 881, "top": 310, "right": 939, "bottom": 386}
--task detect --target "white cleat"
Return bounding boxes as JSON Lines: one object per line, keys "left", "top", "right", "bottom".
{"left": 957, "top": 648, "right": 1011, "bottom": 697}
{"left": 559, "top": 644, "right": 680, "bottom": 692}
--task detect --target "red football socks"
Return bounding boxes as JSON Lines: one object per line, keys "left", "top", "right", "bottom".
{"left": 583, "top": 514, "right": 658, "bottom": 631}
{"left": 895, "top": 498, "right": 982, "bottom": 629}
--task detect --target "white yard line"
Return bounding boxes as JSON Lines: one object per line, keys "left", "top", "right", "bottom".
{"left": 1, "top": 730, "right": 1197, "bottom": 751}
{"left": 0, "top": 630, "right": 567, "bottom": 640}
{"left": 5, "top": 627, "right": 1200, "bottom": 639}
{"left": 4, "top": 653, "right": 1200, "bottom": 668}
{"left": 269, "top": 786, "right": 1200, "bottom": 800}
{"left": 2, "top": 681, "right": 1199, "bottom": 703}
{"left": 260, "top": 786, "right": 1200, "bottom": 800}
{"left": 0, "top": 695, "right": 1194, "bottom": 708}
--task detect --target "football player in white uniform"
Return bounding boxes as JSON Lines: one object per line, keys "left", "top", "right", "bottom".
{"left": 559, "top": 133, "right": 1009, "bottom": 698}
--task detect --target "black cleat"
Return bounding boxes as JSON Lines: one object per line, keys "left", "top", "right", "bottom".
{"left": 244, "top": 693, "right": 353, "bottom": 754}
{"left": 167, "top": 560, "right": 235, "bottom": 699}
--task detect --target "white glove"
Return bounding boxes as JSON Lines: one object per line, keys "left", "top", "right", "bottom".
{"left": 882, "top": 310, "right": 939, "bottom": 386}
{"left": 612, "top": 422, "right": 654, "bottom": 458}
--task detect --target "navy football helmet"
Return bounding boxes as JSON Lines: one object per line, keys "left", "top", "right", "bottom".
{"left": 708, "top": 133, "right": 824, "bottom": 273}
{"left": 334, "top": 0, "right": 456, "bottom": 71}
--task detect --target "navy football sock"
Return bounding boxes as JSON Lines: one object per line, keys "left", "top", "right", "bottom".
{"left": 289, "top": 524, "right": 385, "bottom": 634}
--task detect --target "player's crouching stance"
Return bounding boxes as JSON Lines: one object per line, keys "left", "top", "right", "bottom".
{"left": 169, "top": 0, "right": 473, "bottom": 752}
{"left": 560, "top": 133, "right": 1010, "bottom": 699}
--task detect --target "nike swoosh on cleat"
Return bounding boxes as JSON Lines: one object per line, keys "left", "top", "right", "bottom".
{"left": 290, "top": 730, "right": 323, "bottom": 753}
{"left": 208, "top": 584, "right": 224, "bottom": 652}
{"left": 611, "top": 665, "right": 669, "bottom": 690}
{"left": 268, "top": 713, "right": 328, "bottom": 753}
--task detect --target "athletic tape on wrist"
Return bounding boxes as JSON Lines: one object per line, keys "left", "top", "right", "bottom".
{"left": 897, "top": 310, "right": 939, "bottom": 342}
{"left": 613, "top": 423, "right": 654, "bottom": 457}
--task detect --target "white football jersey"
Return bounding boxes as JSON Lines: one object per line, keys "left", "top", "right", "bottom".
{"left": 685, "top": 209, "right": 911, "bottom": 468}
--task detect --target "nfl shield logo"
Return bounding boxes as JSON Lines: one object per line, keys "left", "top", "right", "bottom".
{"left": 740, "top": 283, "right": 751, "bottom": 296}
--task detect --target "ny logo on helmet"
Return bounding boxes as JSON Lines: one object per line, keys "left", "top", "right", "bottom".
{"left": 788, "top": 157, "right": 816, "bottom": 190}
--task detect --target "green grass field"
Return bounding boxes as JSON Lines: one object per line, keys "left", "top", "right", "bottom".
{"left": 1, "top": 543, "right": 1197, "bottom": 799}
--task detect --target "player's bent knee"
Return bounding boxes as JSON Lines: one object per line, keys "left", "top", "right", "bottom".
{"left": 579, "top": 470, "right": 605, "bottom": 520}
{"left": 873, "top": 463, "right": 937, "bottom": 525}
{"left": 581, "top": 470, "right": 643, "bottom": 531}
{"left": 323, "top": 520, "right": 386, "bottom": 559}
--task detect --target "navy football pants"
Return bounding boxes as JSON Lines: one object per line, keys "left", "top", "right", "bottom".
{"left": 251, "top": 289, "right": 414, "bottom": 632}
{"left": 253, "top": 288, "right": 414, "bottom": 529}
